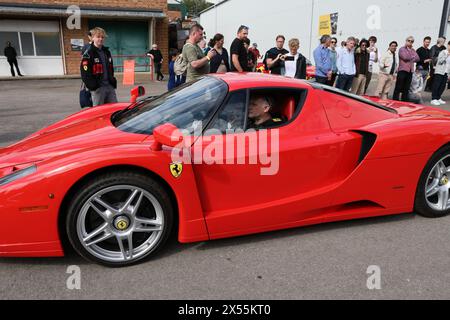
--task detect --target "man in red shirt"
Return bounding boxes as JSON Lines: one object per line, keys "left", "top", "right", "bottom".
{"left": 248, "top": 43, "right": 260, "bottom": 71}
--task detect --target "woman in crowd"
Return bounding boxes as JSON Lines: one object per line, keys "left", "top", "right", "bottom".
{"left": 366, "top": 36, "right": 380, "bottom": 93}
{"left": 208, "top": 33, "right": 231, "bottom": 74}
{"left": 284, "top": 38, "right": 307, "bottom": 79}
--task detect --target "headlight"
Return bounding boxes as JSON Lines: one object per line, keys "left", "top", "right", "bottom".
{"left": 0, "top": 165, "right": 37, "bottom": 187}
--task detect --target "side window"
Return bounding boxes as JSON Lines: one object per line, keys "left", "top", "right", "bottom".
{"left": 246, "top": 89, "right": 305, "bottom": 130}
{"left": 207, "top": 91, "right": 247, "bottom": 134}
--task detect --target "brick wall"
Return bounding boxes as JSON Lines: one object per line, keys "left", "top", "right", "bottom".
{"left": 154, "top": 17, "right": 169, "bottom": 74}
{"left": 0, "top": 0, "right": 168, "bottom": 10}
{"left": 168, "top": 10, "right": 182, "bottom": 23}
{"left": 0, "top": 0, "right": 169, "bottom": 75}
{"left": 62, "top": 18, "right": 89, "bottom": 75}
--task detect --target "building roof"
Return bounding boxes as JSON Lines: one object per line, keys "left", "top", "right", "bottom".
{"left": 0, "top": 3, "right": 166, "bottom": 19}
{"left": 199, "top": 0, "right": 230, "bottom": 15}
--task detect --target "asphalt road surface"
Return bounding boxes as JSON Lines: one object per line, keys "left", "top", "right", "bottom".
{"left": 1, "top": 76, "right": 450, "bottom": 300}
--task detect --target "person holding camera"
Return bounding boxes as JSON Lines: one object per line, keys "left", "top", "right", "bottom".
{"left": 284, "top": 38, "right": 307, "bottom": 79}
{"left": 265, "top": 35, "right": 289, "bottom": 75}
{"left": 183, "top": 24, "right": 216, "bottom": 82}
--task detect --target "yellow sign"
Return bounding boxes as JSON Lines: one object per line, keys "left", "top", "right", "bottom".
{"left": 170, "top": 162, "right": 183, "bottom": 178}
{"left": 319, "top": 14, "right": 332, "bottom": 36}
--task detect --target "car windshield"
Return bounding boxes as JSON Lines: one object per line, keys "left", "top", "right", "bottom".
{"left": 113, "top": 77, "right": 228, "bottom": 135}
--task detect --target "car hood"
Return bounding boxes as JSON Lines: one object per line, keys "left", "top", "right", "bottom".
{"left": 0, "top": 104, "right": 147, "bottom": 169}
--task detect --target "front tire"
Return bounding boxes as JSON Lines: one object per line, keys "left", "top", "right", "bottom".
{"left": 66, "top": 171, "right": 174, "bottom": 267}
{"left": 415, "top": 146, "right": 450, "bottom": 218}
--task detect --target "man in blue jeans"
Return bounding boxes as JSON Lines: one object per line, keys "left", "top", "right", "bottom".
{"left": 313, "top": 35, "right": 332, "bottom": 84}
{"left": 336, "top": 37, "right": 357, "bottom": 92}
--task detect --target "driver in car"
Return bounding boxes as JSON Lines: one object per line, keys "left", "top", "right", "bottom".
{"left": 248, "top": 94, "right": 285, "bottom": 130}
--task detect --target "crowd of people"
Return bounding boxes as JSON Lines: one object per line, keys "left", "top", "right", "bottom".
{"left": 3, "top": 23, "right": 450, "bottom": 108}
{"left": 167, "top": 24, "right": 311, "bottom": 92}
{"left": 167, "top": 24, "right": 450, "bottom": 107}
{"left": 4, "top": 23, "right": 448, "bottom": 108}
{"left": 319, "top": 34, "right": 450, "bottom": 106}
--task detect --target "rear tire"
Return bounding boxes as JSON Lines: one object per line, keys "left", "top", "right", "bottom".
{"left": 66, "top": 171, "right": 174, "bottom": 267}
{"left": 415, "top": 146, "right": 450, "bottom": 218}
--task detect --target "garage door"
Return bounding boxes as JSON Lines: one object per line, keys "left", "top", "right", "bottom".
{"left": 88, "top": 20, "right": 150, "bottom": 72}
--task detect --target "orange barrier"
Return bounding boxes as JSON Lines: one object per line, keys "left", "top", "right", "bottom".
{"left": 122, "top": 60, "right": 136, "bottom": 86}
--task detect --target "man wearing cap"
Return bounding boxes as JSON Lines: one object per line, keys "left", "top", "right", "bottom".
{"left": 147, "top": 44, "right": 164, "bottom": 81}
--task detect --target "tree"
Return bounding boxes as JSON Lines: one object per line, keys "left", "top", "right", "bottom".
{"left": 180, "top": 0, "right": 214, "bottom": 17}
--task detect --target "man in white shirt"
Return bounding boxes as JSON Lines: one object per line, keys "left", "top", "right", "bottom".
{"left": 336, "top": 37, "right": 356, "bottom": 91}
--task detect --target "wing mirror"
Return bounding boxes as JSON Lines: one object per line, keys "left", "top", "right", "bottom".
{"left": 152, "top": 123, "right": 184, "bottom": 151}
{"left": 130, "top": 86, "right": 146, "bottom": 103}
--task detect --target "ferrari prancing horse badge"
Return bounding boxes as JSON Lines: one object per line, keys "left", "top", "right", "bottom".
{"left": 170, "top": 162, "right": 183, "bottom": 178}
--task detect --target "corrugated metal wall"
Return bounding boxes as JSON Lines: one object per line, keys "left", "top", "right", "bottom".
{"left": 200, "top": 0, "right": 446, "bottom": 65}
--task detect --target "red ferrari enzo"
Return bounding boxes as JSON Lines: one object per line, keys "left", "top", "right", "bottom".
{"left": 1, "top": 73, "right": 450, "bottom": 267}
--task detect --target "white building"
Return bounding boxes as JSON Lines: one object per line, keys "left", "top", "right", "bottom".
{"left": 200, "top": 0, "right": 450, "bottom": 64}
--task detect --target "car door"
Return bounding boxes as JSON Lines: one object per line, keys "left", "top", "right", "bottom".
{"left": 191, "top": 87, "right": 363, "bottom": 239}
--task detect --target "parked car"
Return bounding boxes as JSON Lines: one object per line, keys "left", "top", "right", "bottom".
{"left": 2, "top": 74, "right": 450, "bottom": 267}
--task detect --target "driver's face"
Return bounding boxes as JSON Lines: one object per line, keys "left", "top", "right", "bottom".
{"left": 249, "top": 98, "right": 269, "bottom": 119}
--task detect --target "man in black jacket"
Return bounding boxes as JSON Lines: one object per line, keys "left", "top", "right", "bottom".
{"left": 427, "top": 37, "right": 446, "bottom": 91}
{"left": 80, "top": 27, "right": 117, "bottom": 106}
{"left": 147, "top": 44, "right": 164, "bottom": 81}
{"left": 4, "top": 42, "right": 23, "bottom": 77}
{"left": 416, "top": 36, "right": 432, "bottom": 84}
